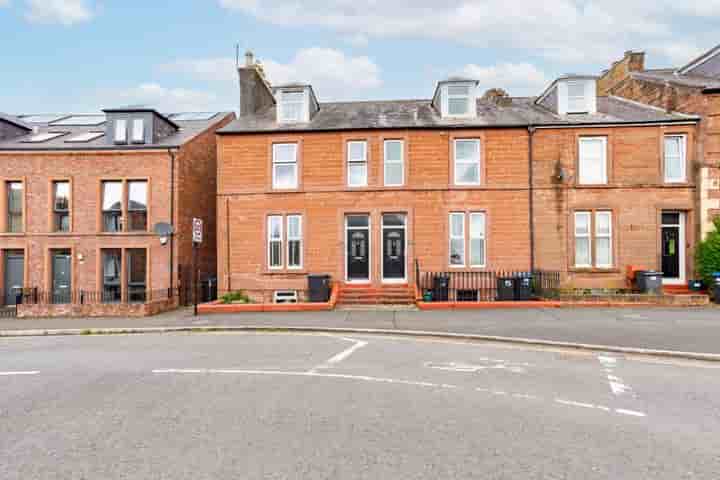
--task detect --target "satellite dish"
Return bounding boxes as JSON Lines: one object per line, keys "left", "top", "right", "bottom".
{"left": 154, "top": 222, "right": 175, "bottom": 237}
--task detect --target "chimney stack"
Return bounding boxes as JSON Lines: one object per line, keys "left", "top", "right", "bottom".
{"left": 238, "top": 50, "right": 275, "bottom": 117}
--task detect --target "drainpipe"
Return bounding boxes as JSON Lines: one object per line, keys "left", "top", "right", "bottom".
{"left": 528, "top": 125, "right": 536, "bottom": 272}
{"left": 168, "top": 148, "right": 177, "bottom": 292}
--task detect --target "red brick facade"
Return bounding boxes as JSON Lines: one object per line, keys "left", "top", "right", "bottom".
{"left": 218, "top": 122, "right": 698, "bottom": 293}
{"left": 0, "top": 114, "right": 233, "bottom": 314}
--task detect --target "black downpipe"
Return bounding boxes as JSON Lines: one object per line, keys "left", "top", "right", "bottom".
{"left": 528, "top": 126, "right": 536, "bottom": 272}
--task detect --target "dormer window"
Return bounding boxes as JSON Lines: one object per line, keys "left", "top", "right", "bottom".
{"left": 434, "top": 80, "right": 478, "bottom": 119}
{"left": 279, "top": 91, "right": 305, "bottom": 123}
{"left": 131, "top": 118, "right": 145, "bottom": 144}
{"left": 114, "top": 119, "right": 127, "bottom": 144}
{"left": 567, "top": 81, "right": 587, "bottom": 113}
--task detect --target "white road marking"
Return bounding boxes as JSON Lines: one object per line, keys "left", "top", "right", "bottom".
{"left": 424, "top": 359, "right": 531, "bottom": 374}
{"left": 0, "top": 371, "right": 39, "bottom": 376}
{"left": 308, "top": 337, "right": 368, "bottom": 373}
{"left": 153, "top": 368, "right": 645, "bottom": 418}
{"left": 597, "top": 354, "right": 634, "bottom": 398}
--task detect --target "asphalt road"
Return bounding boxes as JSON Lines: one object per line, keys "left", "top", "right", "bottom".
{"left": 2, "top": 332, "right": 719, "bottom": 479}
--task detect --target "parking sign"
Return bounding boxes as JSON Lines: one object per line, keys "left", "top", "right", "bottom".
{"left": 192, "top": 218, "right": 203, "bottom": 244}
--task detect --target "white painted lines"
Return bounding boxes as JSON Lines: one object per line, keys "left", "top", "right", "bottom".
{"left": 554, "top": 399, "right": 646, "bottom": 417}
{"left": 0, "top": 371, "right": 39, "bottom": 376}
{"left": 310, "top": 337, "right": 368, "bottom": 373}
{"left": 424, "top": 358, "right": 531, "bottom": 374}
{"left": 615, "top": 408, "right": 647, "bottom": 418}
{"left": 598, "top": 354, "right": 635, "bottom": 398}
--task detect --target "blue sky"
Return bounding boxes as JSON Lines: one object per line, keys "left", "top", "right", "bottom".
{"left": 1, "top": 1, "right": 717, "bottom": 114}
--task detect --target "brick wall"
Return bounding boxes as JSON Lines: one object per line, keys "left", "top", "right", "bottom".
{"left": 218, "top": 123, "right": 698, "bottom": 292}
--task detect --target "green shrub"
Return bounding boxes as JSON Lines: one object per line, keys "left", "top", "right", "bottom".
{"left": 695, "top": 217, "right": 720, "bottom": 287}
{"left": 220, "top": 291, "right": 251, "bottom": 304}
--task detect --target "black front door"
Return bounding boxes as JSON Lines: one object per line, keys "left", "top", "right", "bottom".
{"left": 383, "top": 228, "right": 405, "bottom": 281}
{"left": 662, "top": 225, "right": 680, "bottom": 279}
{"left": 3, "top": 251, "right": 24, "bottom": 305}
{"left": 52, "top": 251, "right": 72, "bottom": 304}
{"left": 347, "top": 216, "right": 370, "bottom": 281}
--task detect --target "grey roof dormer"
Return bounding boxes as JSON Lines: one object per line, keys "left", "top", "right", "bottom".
{"left": 102, "top": 107, "right": 180, "bottom": 145}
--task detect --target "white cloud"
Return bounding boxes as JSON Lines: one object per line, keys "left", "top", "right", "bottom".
{"left": 162, "top": 47, "right": 382, "bottom": 101}
{"left": 460, "top": 63, "right": 549, "bottom": 97}
{"left": 344, "top": 33, "right": 369, "bottom": 47}
{"left": 0, "top": 0, "right": 10, "bottom": 8}
{"left": 25, "top": 0, "right": 94, "bottom": 25}
{"left": 218, "top": 0, "right": 718, "bottom": 66}
{"left": 108, "top": 83, "right": 220, "bottom": 113}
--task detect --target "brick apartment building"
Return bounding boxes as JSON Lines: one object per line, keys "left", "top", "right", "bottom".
{"left": 0, "top": 109, "right": 234, "bottom": 316}
{"left": 598, "top": 45, "right": 720, "bottom": 239}
{"left": 216, "top": 54, "right": 698, "bottom": 303}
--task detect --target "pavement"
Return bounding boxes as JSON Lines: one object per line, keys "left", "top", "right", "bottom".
{"left": 1, "top": 331, "right": 719, "bottom": 479}
{"left": 1, "top": 306, "right": 720, "bottom": 357}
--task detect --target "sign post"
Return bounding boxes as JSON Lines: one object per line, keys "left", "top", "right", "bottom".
{"left": 192, "top": 218, "right": 203, "bottom": 316}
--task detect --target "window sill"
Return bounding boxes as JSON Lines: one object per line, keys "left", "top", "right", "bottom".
{"left": 262, "top": 268, "right": 308, "bottom": 275}
{"left": 569, "top": 267, "right": 621, "bottom": 274}
{"left": 97, "top": 231, "right": 153, "bottom": 236}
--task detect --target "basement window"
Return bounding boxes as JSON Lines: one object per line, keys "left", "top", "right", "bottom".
{"left": 274, "top": 290, "right": 298, "bottom": 304}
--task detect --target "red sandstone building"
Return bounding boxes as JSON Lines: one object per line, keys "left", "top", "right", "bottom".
{"left": 0, "top": 109, "right": 233, "bottom": 315}
{"left": 216, "top": 54, "right": 698, "bottom": 304}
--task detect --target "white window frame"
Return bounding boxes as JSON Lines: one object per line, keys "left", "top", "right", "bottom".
{"left": 131, "top": 118, "right": 144, "bottom": 144}
{"left": 574, "top": 211, "right": 592, "bottom": 268}
{"left": 278, "top": 90, "right": 306, "bottom": 124}
{"left": 114, "top": 119, "right": 127, "bottom": 144}
{"left": 267, "top": 215, "right": 283, "bottom": 269}
{"left": 286, "top": 214, "right": 303, "bottom": 270}
{"left": 383, "top": 140, "right": 404, "bottom": 187}
{"left": 469, "top": 212, "right": 486, "bottom": 268}
{"left": 272, "top": 143, "right": 298, "bottom": 190}
{"left": 663, "top": 134, "right": 687, "bottom": 183}
{"left": 453, "top": 139, "right": 481, "bottom": 186}
{"left": 594, "top": 211, "right": 613, "bottom": 268}
{"left": 449, "top": 212, "right": 466, "bottom": 267}
{"left": 347, "top": 140, "right": 368, "bottom": 187}
{"left": 273, "top": 290, "right": 298, "bottom": 303}
{"left": 578, "top": 137, "right": 607, "bottom": 185}
{"left": 442, "top": 83, "right": 475, "bottom": 118}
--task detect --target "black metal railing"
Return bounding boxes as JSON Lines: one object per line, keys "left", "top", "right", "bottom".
{"left": 10, "top": 287, "right": 180, "bottom": 306}
{"left": 417, "top": 269, "right": 560, "bottom": 302}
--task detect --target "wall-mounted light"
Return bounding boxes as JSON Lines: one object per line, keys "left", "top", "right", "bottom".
{"left": 77, "top": 253, "right": 85, "bottom": 263}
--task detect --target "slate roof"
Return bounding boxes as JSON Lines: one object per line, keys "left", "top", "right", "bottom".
{"left": 0, "top": 112, "right": 234, "bottom": 151}
{"left": 631, "top": 68, "right": 720, "bottom": 90}
{"left": 0, "top": 112, "right": 32, "bottom": 130}
{"left": 219, "top": 96, "right": 696, "bottom": 134}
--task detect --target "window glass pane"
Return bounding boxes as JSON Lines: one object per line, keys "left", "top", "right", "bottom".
{"left": 7, "top": 182, "right": 23, "bottom": 233}
{"left": 102, "top": 249, "right": 122, "bottom": 303}
{"left": 575, "top": 212, "right": 590, "bottom": 235}
{"left": 53, "top": 182, "right": 70, "bottom": 210}
{"left": 662, "top": 212, "right": 680, "bottom": 225}
{"left": 269, "top": 242, "right": 282, "bottom": 267}
{"left": 448, "top": 85, "right": 470, "bottom": 96}
{"left": 456, "top": 162, "right": 480, "bottom": 184}
{"left": 448, "top": 98, "right": 469, "bottom": 115}
{"left": 450, "top": 213, "right": 464, "bottom": 237}
{"left": 268, "top": 216, "right": 282, "bottom": 240}
{"left": 273, "top": 143, "right": 297, "bottom": 163}
{"left": 347, "top": 215, "right": 369, "bottom": 228}
{"left": 596, "top": 238, "right": 611, "bottom": 266}
{"left": 115, "top": 119, "right": 127, "bottom": 142}
{"left": 128, "top": 181, "right": 147, "bottom": 210}
{"left": 282, "top": 102, "right": 302, "bottom": 122}
{"left": 579, "top": 138, "right": 606, "bottom": 184}
{"left": 102, "top": 181, "right": 122, "bottom": 211}
{"left": 287, "top": 215, "right": 301, "bottom": 238}
{"left": 348, "top": 141, "right": 366, "bottom": 161}
{"left": 455, "top": 140, "right": 477, "bottom": 161}
{"left": 575, "top": 238, "right": 591, "bottom": 266}
{"left": 382, "top": 214, "right": 405, "bottom": 227}
{"left": 596, "top": 212, "right": 611, "bottom": 235}
{"left": 132, "top": 119, "right": 144, "bottom": 142}
{"left": 385, "top": 162, "right": 403, "bottom": 186}
{"left": 348, "top": 163, "right": 367, "bottom": 186}
{"left": 385, "top": 141, "right": 402, "bottom": 162}
{"left": 470, "top": 213, "right": 485, "bottom": 238}
{"left": 664, "top": 136, "right": 684, "bottom": 181}
{"left": 450, "top": 239, "right": 465, "bottom": 266}
{"left": 470, "top": 239, "right": 485, "bottom": 266}
{"left": 288, "top": 241, "right": 301, "bottom": 267}
{"left": 126, "top": 249, "right": 147, "bottom": 303}
{"left": 274, "top": 163, "right": 297, "bottom": 189}
{"left": 665, "top": 137, "right": 681, "bottom": 157}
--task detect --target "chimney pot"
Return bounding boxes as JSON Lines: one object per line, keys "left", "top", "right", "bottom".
{"left": 245, "top": 50, "right": 255, "bottom": 67}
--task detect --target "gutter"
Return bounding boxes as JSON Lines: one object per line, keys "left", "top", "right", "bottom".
{"left": 528, "top": 125, "right": 536, "bottom": 271}
{"left": 168, "top": 148, "right": 177, "bottom": 292}
{"left": 703, "top": 87, "right": 720, "bottom": 94}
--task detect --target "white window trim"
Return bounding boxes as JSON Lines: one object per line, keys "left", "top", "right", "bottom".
{"left": 578, "top": 137, "right": 608, "bottom": 185}
{"left": 272, "top": 143, "right": 298, "bottom": 190}
{"left": 595, "top": 211, "right": 613, "bottom": 268}
{"left": 267, "top": 215, "right": 283, "bottom": 269}
{"left": 453, "top": 139, "right": 481, "bottom": 186}
{"left": 273, "top": 290, "right": 298, "bottom": 303}
{"left": 574, "top": 211, "right": 592, "bottom": 268}
{"left": 663, "top": 134, "right": 687, "bottom": 183}
{"left": 449, "top": 212, "right": 466, "bottom": 268}
{"left": 131, "top": 118, "right": 144, "bottom": 144}
{"left": 469, "top": 212, "right": 486, "bottom": 268}
{"left": 442, "top": 83, "right": 476, "bottom": 119}
{"left": 347, "top": 140, "right": 368, "bottom": 187}
{"left": 383, "top": 140, "right": 404, "bottom": 187}
{"left": 286, "top": 215, "right": 303, "bottom": 270}
{"left": 114, "top": 119, "right": 127, "bottom": 144}
{"left": 566, "top": 81, "right": 587, "bottom": 113}
{"left": 277, "top": 89, "right": 308, "bottom": 124}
